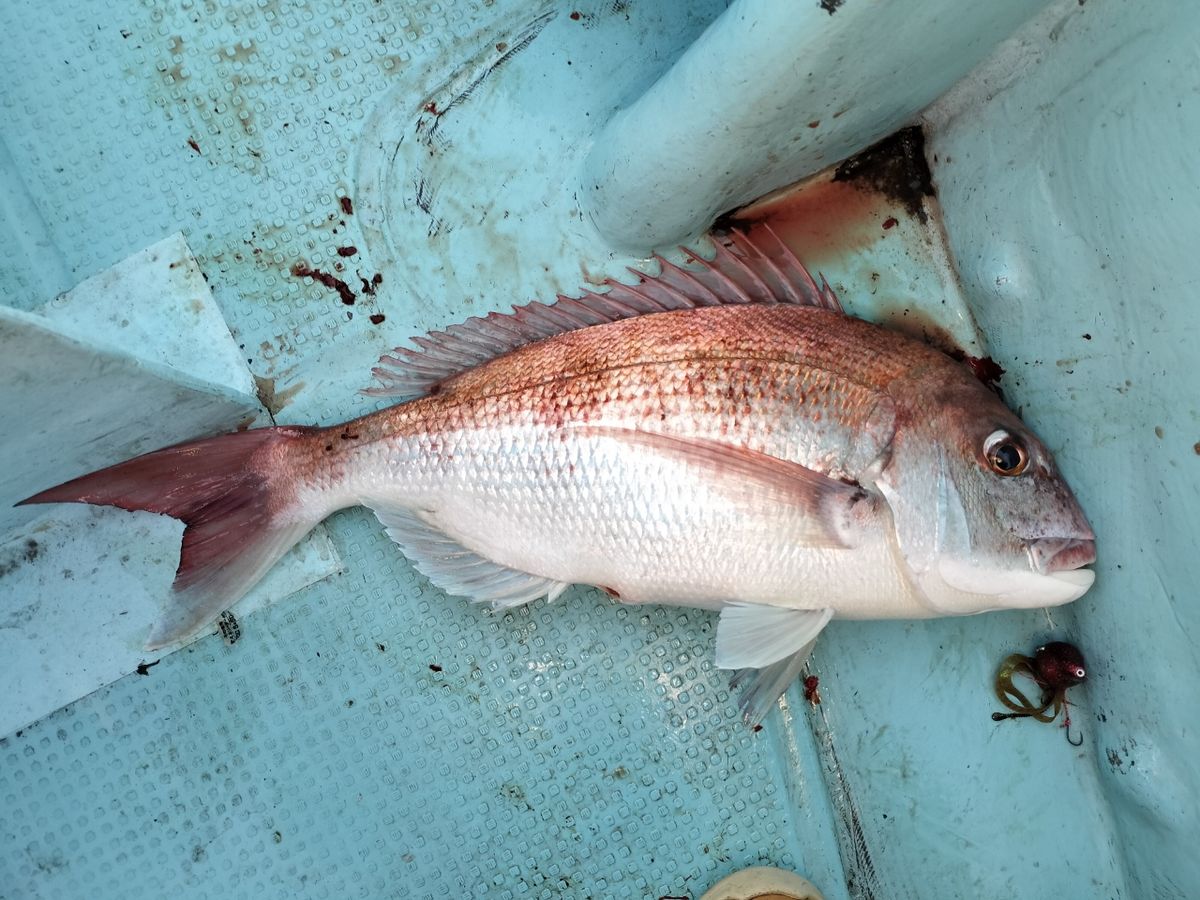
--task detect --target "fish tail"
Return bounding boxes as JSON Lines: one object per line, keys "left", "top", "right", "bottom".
{"left": 18, "top": 425, "right": 329, "bottom": 649}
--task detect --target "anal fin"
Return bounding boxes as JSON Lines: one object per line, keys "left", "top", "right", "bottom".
{"left": 369, "top": 504, "right": 569, "bottom": 609}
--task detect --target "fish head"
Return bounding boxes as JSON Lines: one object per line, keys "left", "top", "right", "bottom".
{"left": 877, "top": 371, "right": 1095, "bottom": 616}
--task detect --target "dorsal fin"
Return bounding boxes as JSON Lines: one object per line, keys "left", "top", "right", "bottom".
{"left": 366, "top": 226, "right": 840, "bottom": 400}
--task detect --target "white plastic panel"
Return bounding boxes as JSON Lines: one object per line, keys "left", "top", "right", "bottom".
{"left": 0, "top": 241, "right": 342, "bottom": 736}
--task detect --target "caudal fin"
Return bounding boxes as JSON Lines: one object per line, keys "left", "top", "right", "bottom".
{"left": 18, "top": 425, "right": 324, "bottom": 649}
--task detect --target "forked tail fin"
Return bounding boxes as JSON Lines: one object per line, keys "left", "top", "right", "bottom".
{"left": 18, "top": 426, "right": 325, "bottom": 649}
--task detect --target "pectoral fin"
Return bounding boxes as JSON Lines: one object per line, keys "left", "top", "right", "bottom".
{"left": 715, "top": 604, "right": 832, "bottom": 726}
{"left": 578, "top": 428, "right": 872, "bottom": 549}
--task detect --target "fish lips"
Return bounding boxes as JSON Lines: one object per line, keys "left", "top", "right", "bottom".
{"left": 1029, "top": 536, "right": 1097, "bottom": 575}
{"left": 1023, "top": 535, "right": 1097, "bottom": 605}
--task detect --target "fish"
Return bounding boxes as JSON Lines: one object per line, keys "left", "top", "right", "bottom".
{"left": 18, "top": 228, "right": 1096, "bottom": 724}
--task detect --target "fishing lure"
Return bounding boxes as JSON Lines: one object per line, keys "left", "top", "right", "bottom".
{"left": 992, "top": 641, "right": 1087, "bottom": 745}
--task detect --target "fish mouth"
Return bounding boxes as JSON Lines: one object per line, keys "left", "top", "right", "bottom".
{"left": 1029, "top": 536, "right": 1097, "bottom": 575}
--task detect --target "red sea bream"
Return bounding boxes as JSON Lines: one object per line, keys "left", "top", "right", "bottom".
{"left": 20, "top": 229, "right": 1096, "bottom": 723}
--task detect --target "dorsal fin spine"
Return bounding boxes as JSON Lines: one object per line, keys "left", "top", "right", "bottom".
{"left": 379, "top": 352, "right": 434, "bottom": 374}
{"left": 695, "top": 243, "right": 756, "bottom": 304}
{"left": 589, "top": 289, "right": 641, "bottom": 317}
{"left": 661, "top": 256, "right": 722, "bottom": 306}
{"left": 480, "top": 314, "right": 531, "bottom": 341}
{"left": 709, "top": 242, "right": 760, "bottom": 303}
{"left": 819, "top": 275, "right": 839, "bottom": 310}
{"left": 591, "top": 283, "right": 639, "bottom": 312}
{"left": 564, "top": 297, "right": 610, "bottom": 326}
{"left": 727, "top": 240, "right": 774, "bottom": 302}
{"left": 366, "top": 227, "right": 840, "bottom": 400}
{"left": 444, "top": 324, "right": 500, "bottom": 351}
{"left": 616, "top": 273, "right": 691, "bottom": 314}
{"left": 728, "top": 230, "right": 791, "bottom": 303}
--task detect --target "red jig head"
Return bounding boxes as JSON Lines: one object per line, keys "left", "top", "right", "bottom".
{"left": 1032, "top": 641, "right": 1087, "bottom": 690}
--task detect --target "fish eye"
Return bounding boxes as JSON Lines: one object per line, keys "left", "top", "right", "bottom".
{"left": 984, "top": 430, "right": 1029, "bottom": 476}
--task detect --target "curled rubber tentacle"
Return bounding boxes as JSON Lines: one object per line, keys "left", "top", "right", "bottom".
{"left": 994, "top": 654, "right": 1056, "bottom": 718}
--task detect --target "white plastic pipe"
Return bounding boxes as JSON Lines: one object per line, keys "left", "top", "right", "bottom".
{"left": 581, "top": 0, "right": 1050, "bottom": 251}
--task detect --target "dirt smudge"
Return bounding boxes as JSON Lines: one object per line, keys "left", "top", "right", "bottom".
{"left": 0, "top": 539, "right": 40, "bottom": 579}
{"left": 253, "top": 375, "right": 306, "bottom": 417}
{"left": 291, "top": 261, "right": 356, "bottom": 306}
{"left": 833, "top": 126, "right": 934, "bottom": 223}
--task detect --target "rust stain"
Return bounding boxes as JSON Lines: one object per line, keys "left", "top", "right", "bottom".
{"left": 804, "top": 675, "right": 822, "bottom": 705}
{"left": 187, "top": 137, "right": 201, "bottom": 155}
{"left": 578, "top": 259, "right": 608, "bottom": 287}
{"left": 727, "top": 175, "right": 889, "bottom": 263}
{"left": 727, "top": 130, "right": 937, "bottom": 259}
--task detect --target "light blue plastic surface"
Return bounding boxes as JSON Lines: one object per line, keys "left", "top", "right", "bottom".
{"left": 1, "top": 0, "right": 1196, "bottom": 898}
{"left": 927, "top": 1, "right": 1200, "bottom": 893}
